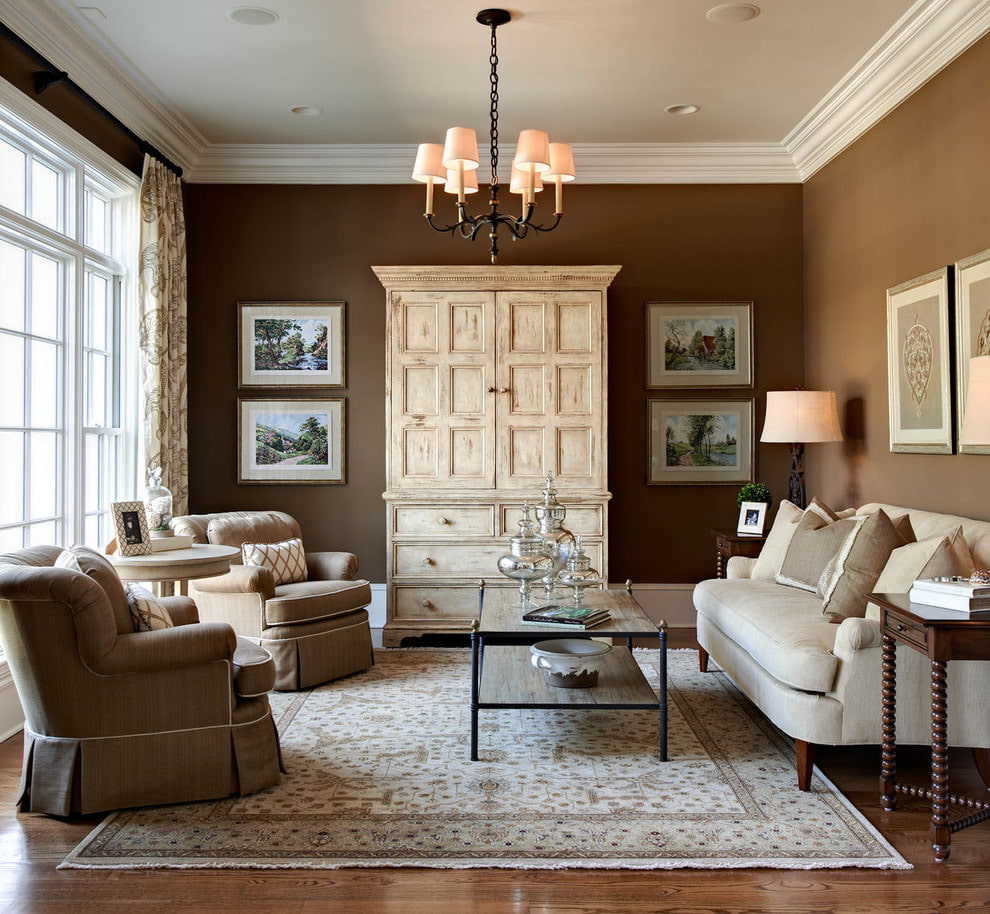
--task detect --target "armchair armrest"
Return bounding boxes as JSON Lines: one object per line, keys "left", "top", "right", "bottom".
{"left": 192, "top": 564, "right": 276, "bottom": 600}
{"left": 161, "top": 595, "right": 199, "bottom": 626}
{"left": 92, "top": 622, "right": 238, "bottom": 675}
{"left": 306, "top": 551, "right": 359, "bottom": 581}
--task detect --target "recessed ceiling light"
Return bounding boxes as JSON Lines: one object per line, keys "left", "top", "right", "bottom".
{"left": 290, "top": 106, "right": 322, "bottom": 116}
{"left": 665, "top": 104, "right": 700, "bottom": 116}
{"left": 705, "top": 4, "right": 761, "bottom": 24}
{"left": 227, "top": 7, "right": 279, "bottom": 26}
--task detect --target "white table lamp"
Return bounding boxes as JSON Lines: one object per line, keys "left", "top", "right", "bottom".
{"left": 760, "top": 390, "right": 843, "bottom": 509}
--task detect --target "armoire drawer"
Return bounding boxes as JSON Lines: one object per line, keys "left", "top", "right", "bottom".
{"left": 500, "top": 503, "right": 604, "bottom": 537}
{"left": 392, "top": 542, "right": 506, "bottom": 577}
{"left": 393, "top": 505, "right": 494, "bottom": 537}
{"left": 392, "top": 586, "right": 487, "bottom": 620}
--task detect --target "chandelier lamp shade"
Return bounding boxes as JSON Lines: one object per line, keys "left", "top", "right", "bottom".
{"left": 760, "top": 389, "right": 843, "bottom": 510}
{"left": 411, "top": 9, "right": 573, "bottom": 264}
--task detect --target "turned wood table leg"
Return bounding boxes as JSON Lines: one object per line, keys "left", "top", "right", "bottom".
{"left": 880, "top": 632, "right": 898, "bottom": 811}
{"left": 931, "top": 659, "right": 951, "bottom": 862}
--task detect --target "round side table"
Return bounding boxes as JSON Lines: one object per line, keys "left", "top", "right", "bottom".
{"left": 109, "top": 544, "right": 240, "bottom": 596}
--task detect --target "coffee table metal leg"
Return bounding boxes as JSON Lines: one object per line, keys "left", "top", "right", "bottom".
{"left": 470, "top": 624, "right": 480, "bottom": 761}
{"left": 659, "top": 621, "right": 668, "bottom": 762}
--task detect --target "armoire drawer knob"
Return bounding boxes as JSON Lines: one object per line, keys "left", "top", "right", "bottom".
{"left": 422, "top": 557, "right": 434, "bottom": 566}
{"left": 438, "top": 516, "right": 450, "bottom": 525}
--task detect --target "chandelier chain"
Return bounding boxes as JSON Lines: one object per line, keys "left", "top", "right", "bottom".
{"left": 489, "top": 22, "right": 499, "bottom": 188}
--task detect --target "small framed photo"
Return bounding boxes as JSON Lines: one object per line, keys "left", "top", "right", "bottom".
{"left": 647, "top": 301, "right": 753, "bottom": 388}
{"left": 239, "top": 398, "right": 345, "bottom": 484}
{"left": 736, "top": 501, "right": 768, "bottom": 536}
{"left": 238, "top": 301, "right": 345, "bottom": 388}
{"left": 648, "top": 398, "right": 754, "bottom": 485}
{"left": 886, "top": 268, "right": 954, "bottom": 454}
{"left": 954, "top": 248, "right": 990, "bottom": 455}
{"left": 111, "top": 501, "right": 152, "bottom": 555}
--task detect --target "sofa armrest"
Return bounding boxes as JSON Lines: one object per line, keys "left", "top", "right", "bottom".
{"left": 306, "top": 551, "right": 358, "bottom": 581}
{"left": 833, "top": 616, "right": 882, "bottom": 656}
{"left": 192, "top": 564, "right": 276, "bottom": 600}
{"left": 726, "top": 555, "right": 755, "bottom": 579}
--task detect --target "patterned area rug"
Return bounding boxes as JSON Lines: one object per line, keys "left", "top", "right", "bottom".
{"left": 61, "top": 648, "right": 908, "bottom": 870}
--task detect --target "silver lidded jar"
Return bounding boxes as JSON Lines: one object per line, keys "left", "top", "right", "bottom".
{"left": 557, "top": 535, "right": 601, "bottom": 607}
{"left": 533, "top": 473, "right": 576, "bottom": 599}
{"left": 497, "top": 501, "right": 554, "bottom": 605}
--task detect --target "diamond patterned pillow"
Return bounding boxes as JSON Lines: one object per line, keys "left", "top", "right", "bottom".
{"left": 125, "top": 583, "right": 174, "bottom": 632}
{"left": 242, "top": 537, "right": 307, "bottom": 586}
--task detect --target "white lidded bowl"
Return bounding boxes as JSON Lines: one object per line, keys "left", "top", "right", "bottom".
{"left": 529, "top": 638, "right": 612, "bottom": 688}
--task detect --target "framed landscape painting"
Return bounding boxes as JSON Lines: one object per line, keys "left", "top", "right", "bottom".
{"left": 886, "top": 268, "right": 953, "bottom": 454}
{"left": 648, "top": 399, "right": 753, "bottom": 485}
{"left": 238, "top": 302, "right": 345, "bottom": 388}
{"left": 239, "top": 398, "right": 345, "bottom": 484}
{"left": 647, "top": 302, "right": 753, "bottom": 388}
{"left": 954, "top": 248, "right": 990, "bottom": 454}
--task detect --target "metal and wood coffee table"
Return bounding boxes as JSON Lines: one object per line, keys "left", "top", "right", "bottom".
{"left": 469, "top": 581, "right": 667, "bottom": 761}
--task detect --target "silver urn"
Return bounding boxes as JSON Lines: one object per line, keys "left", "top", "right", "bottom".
{"left": 497, "top": 501, "right": 554, "bottom": 605}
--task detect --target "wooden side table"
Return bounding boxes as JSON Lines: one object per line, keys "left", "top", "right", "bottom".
{"left": 868, "top": 592, "right": 990, "bottom": 862}
{"left": 109, "top": 544, "right": 240, "bottom": 596}
{"left": 709, "top": 529, "right": 766, "bottom": 578}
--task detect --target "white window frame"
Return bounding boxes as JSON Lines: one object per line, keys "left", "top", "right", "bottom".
{"left": 0, "top": 76, "right": 140, "bottom": 684}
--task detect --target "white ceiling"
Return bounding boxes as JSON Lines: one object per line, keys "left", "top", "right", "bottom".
{"left": 2, "top": 0, "right": 989, "bottom": 182}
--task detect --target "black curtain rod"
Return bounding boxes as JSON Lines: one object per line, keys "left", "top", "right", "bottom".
{"left": 0, "top": 20, "right": 183, "bottom": 178}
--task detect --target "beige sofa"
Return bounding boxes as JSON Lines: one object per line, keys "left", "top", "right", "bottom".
{"left": 694, "top": 502, "right": 990, "bottom": 790}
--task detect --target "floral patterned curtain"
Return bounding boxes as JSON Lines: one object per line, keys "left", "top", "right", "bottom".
{"left": 138, "top": 154, "right": 188, "bottom": 515}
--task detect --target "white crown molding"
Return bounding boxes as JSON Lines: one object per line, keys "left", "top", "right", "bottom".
{"left": 2, "top": 0, "right": 988, "bottom": 184}
{"left": 0, "top": 0, "right": 206, "bottom": 172}
{"left": 187, "top": 141, "right": 802, "bottom": 184}
{"left": 787, "top": 0, "right": 990, "bottom": 180}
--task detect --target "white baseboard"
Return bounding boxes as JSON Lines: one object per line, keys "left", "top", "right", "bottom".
{"left": 368, "top": 583, "right": 387, "bottom": 629}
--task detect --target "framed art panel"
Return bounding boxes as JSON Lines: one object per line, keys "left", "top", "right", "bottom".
{"left": 238, "top": 301, "right": 345, "bottom": 388}
{"left": 737, "top": 501, "right": 768, "bottom": 536}
{"left": 239, "top": 398, "right": 345, "bottom": 484}
{"left": 954, "top": 248, "right": 990, "bottom": 454}
{"left": 648, "top": 398, "right": 754, "bottom": 485}
{"left": 886, "top": 268, "right": 953, "bottom": 454}
{"left": 646, "top": 301, "right": 753, "bottom": 388}
{"left": 111, "top": 501, "right": 152, "bottom": 555}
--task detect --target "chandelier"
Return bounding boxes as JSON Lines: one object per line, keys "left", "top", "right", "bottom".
{"left": 412, "top": 8, "right": 575, "bottom": 264}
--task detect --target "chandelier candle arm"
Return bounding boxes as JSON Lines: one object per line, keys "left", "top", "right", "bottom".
{"left": 413, "top": 8, "right": 573, "bottom": 263}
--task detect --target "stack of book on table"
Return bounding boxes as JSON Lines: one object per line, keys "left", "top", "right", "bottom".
{"left": 520, "top": 604, "right": 611, "bottom": 629}
{"left": 908, "top": 577, "right": 990, "bottom": 613}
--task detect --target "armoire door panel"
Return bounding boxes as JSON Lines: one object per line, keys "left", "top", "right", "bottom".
{"left": 402, "top": 427, "right": 439, "bottom": 478}
{"left": 556, "top": 301, "right": 595, "bottom": 353}
{"left": 505, "top": 426, "right": 546, "bottom": 481}
{"left": 506, "top": 301, "right": 546, "bottom": 353}
{"left": 449, "top": 302, "right": 487, "bottom": 353}
{"left": 449, "top": 427, "right": 487, "bottom": 479}
{"left": 508, "top": 365, "right": 545, "bottom": 414}
{"left": 402, "top": 302, "right": 439, "bottom": 353}
{"left": 557, "top": 427, "right": 594, "bottom": 478}
{"left": 556, "top": 365, "right": 592, "bottom": 415}
{"left": 402, "top": 365, "right": 440, "bottom": 416}
{"left": 449, "top": 365, "right": 486, "bottom": 415}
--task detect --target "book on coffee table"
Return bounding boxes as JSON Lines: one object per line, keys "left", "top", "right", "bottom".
{"left": 520, "top": 604, "right": 611, "bottom": 629}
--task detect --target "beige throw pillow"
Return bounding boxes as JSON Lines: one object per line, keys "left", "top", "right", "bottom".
{"left": 242, "top": 537, "right": 307, "bottom": 586}
{"left": 751, "top": 500, "right": 804, "bottom": 581}
{"left": 875, "top": 526, "right": 976, "bottom": 593}
{"left": 776, "top": 509, "right": 860, "bottom": 593}
{"left": 817, "top": 509, "right": 913, "bottom": 622}
{"left": 125, "top": 583, "right": 174, "bottom": 632}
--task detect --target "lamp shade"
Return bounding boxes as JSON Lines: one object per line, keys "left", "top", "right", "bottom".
{"left": 444, "top": 168, "right": 479, "bottom": 194}
{"left": 509, "top": 165, "right": 543, "bottom": 195}
{"left": 544, "top": 142, "right": 576, "bottom": 182}
{"left": 761, "top": 390, "right": 843, "bottom": 443}
{"left": 412, "top": 143, "right": 446, "bottom": 183}
{"left": 513, "top": 129, "right": 551, "bottom": 172}
{"left": 442, "top": 127, "right": 480, "bottom": 170}
{"left": 960, "top": 355, "right": 990, "bottom": 445}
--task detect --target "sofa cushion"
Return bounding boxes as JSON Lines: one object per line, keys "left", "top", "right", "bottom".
{"left": 694, "top": 578, "right": 840, "bottom": 692}
{"left": 243, "top": 537, "right": 307, "bottom": 586}
{"left": 263, "top": 579, "right": 372, "bottom": 627}
{"left": 817, "top": 510, "right": 914, "bottom": 622}
{"left": 874, "top": 526, "right": 975, "bottom": 592}
{"left": 776, "top": 509, "right": 860, "bottom": 593}
{"left": 752, "top": 500, "right": 803, "bottom": 581}
{"left": 55, "top": 545, "right": 132, "bottom": 634}
{"left": 125, "top": 583, "right": 174, "bottom": 632}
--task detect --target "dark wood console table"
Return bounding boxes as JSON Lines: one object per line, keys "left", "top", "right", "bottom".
{"left": 709, "top": 529, "right": 766, "bottom": 578}
{"left": 868, "top": 592, "right": 990, "bottom": 862}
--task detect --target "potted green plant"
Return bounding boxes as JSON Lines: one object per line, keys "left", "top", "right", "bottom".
{"left": 737, "top": 482, "right": 772, "bottom": 508}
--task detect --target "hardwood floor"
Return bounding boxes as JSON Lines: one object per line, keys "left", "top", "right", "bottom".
{"left": 1, "top": 660, "right": 988, "bottom": 912}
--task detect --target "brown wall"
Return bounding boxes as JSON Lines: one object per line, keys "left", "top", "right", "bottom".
{"left": 185, "top": 182, "right": 804, "bottom": 582}
{"left": 804, "top": 33, "right": 990, "bottom": 520}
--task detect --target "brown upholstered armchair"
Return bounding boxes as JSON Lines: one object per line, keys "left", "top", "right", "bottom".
{"left": 0, "top": 545, "right": 282, "bottom": 817}
{"left": 171, "top": 511, "right": 374, "bottom": 690}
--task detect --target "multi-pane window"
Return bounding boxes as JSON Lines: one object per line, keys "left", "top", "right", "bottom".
{"left": 0, "top": 86, "right": 139, "bottom": 554}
